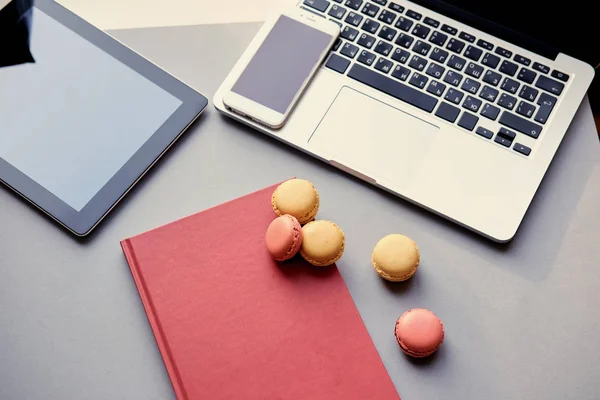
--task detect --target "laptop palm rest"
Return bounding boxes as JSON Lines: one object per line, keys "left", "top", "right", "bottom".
{"left": 308, "top": 87, "right": 439, "bottom": 186}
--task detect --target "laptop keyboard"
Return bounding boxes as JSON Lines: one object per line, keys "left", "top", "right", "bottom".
{"left": 302, "top": 0, "right": 569, "bottom": 157}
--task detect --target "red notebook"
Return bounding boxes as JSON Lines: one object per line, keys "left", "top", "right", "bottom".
{"left": 121, "top": 182, "right": 400, "bottom": 400}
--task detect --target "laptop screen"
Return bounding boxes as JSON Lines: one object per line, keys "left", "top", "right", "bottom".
{"left": 411, "top": 0, "right": 598, "bottom": 66}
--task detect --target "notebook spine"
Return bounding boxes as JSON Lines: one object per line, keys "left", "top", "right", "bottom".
{"left": 121, "top": 239, "right": 188, "bottom": 400}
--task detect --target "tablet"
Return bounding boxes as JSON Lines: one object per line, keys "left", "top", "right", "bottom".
{"left": 0, "top": 0, "right": 208, "bottom": 236}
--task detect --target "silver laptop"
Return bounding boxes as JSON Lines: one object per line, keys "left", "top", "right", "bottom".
{"left": 214, "top": 0, "right": 595, "bottom": 242}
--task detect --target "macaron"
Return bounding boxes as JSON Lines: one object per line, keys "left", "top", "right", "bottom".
{"left": 272, "top": 179, "right": 319, "bottom": 225}
{"left": 394, "top": 309, "right": 444, "bottom": 358}
{"left": 265, "top": 215, "right": 303, "bottom": 261}
{"left": 299, "top": 220, "right": 345, "bottom": 267}
{"left": 372, "top": 234, "right": 420, "bottom": 282}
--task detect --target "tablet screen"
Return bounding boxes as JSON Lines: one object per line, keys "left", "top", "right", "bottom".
{"left": 0, "top": 8, "right": 182, "bottom": 211}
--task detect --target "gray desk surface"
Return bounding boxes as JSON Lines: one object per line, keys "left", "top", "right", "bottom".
{"left": 1, "top": 22, "right": 599, "bottom": 400}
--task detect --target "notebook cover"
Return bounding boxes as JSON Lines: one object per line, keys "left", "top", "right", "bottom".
{"left": 121, "top": 182, "right": 400, "bottom": 400}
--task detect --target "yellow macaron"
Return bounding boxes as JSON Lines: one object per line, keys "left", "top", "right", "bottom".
{"left": 300, "top": 220, "right": 345, "bottom": 267}
{"left": 272, "top": 179, "right": 320, "bottom": 225}
{"left": 372, "top": 234, "right": 420, "bottom": 282}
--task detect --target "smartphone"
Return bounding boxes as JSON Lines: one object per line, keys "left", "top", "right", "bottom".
{"left": 222, "top": 8, "right": 340, "bottom": 129}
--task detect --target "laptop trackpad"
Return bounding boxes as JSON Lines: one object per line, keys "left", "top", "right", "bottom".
{"left": 308, "top": 87, "right": 439, "bottom": 186}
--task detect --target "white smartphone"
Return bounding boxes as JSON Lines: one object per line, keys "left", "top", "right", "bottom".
{"left": 222, "top": 8, "right": 340, "bottom": 129}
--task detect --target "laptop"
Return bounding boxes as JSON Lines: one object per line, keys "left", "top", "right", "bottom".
{"left": 214, "top": 0, "right": 596, "bottom": 242}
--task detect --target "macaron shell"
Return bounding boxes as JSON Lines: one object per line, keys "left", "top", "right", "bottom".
{"left": 265, "top": 215, "right": 303, "bottom": 261}
{"left": 395, "top": 309, "right": 444, "bottom": 358}
{"left": 272, "top": 179, "right": 320, "bottom": 225}
{"left": 372, "top": 234, "right": 420, "bottom": 281}
{"left": 299, "top": 220, "right": 345, "bottom": 267}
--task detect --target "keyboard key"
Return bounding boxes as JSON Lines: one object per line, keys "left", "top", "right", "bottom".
{"left": 499, "top": 60, "right": 518, "bottom": 76}
{"left": 426, "top": 62, "right": 445, "bottom": 79}
{"left": 391, "top": 48, "right": 410, "bottom": 63}
{"left": 325, "top": 53, "right": 351, "bottom": 73}
{"left": 463, "top": 95, "right": 482, "bottom": 112}
{"left": 551, "top": 70, "right": 569, "bottom": 82}
{"left": 413, "top": 40, "right": 431, "bottom": 56}
{"left": 444, "top": 70, "right": 463, "bottom": 86}
{"left": 465, "top": 62, "right": 484, "bottom": 79}
{"left": 406, "top": 10, "right": 422, "bottom": 20}
{"left": 518, "top": 85, "right": 539, "bottom": 102}
{"left": 446, "top": 38, "right": 465, "bottom": 54}
{"left": 447, "top": 55, "right": 466, "bottom": 71}
{"left": 375, "top": 57, "right": 394, "bottom": 73}
{"left": 514, "top": 54, "right": 531, "bottom": 66}
{"left": 461, "top": 78, "right": 481, "bottom": 94}
{"left": 409, "top": 72, "right": 428, "bottom": 89}
{"left": 392, "top": 64, "right": 411, "bottom": 81}
{"left": 464, "top": 45, "right": 483, "bottom": 61}
{"left": 480, "top": 85, "right": 499, "bottom": 102}
{"left": 494, "top": 135, "right": 512, "bottom": 147}
{"left": 357, "top": 33, "right": 376, "bottom": 48}
{"left": 372, "top": 0, "right": 387, "bottom": 5}
{"left": 533, "top": 62, "right": 550, "bottom": 74}
{"left": 341, "top": 26, "right": 360, "bottom": 41}
{"left": 501, "top": 77, "right": 520, "bottom": 94}
{"left": 412, "top": 24, "right": 431, "bottom": 39}
{"left": 427, "top": 80, "right": 446, "bottom": 97}
{"left": 357, "top": 49, "right": 377, "bottom": 66}
{"left": 444, "top": 88, "right": 464, "bottom": 104}
{"left": 498, "top": 93, "right": 516, "bottom": 110}
{"left": 435, "top": 102, "right": 461, "bottom": 122}
{"left": 458, "top": 112, "right": 479, "bottom": 131}
{"left": 459, "top": 32, "right": 476, "bottom": 43}
{"left": 483, "top": 70, "right": 501, "bottom": 87}
{"left": 517, "top": 68, "right": 536, "bottom": 84}
{"left": 303, "top": 0, "right": 330, "bottom": 12}
{"left": 477, "top": 39, "right": 493, "bottom": 50}
{"left": 499, "top": 111, "right": 542, "bottom": 138}
{"left": 347, "top": 64, "right": 439, "bottom": 112}
{"left": 341, "top": 42, "right": 359, "bottom": 58}
{"left": 409, "top": 54, "right": 428, "bottom": 71}
{"left": 328, "top": 4, "right": 347, "bottom": 19}
{"left": 345, "top": 11, "right": 364, "bottom": 26}
{"left": 534, "top": 92, "right": 557, "bottom": 124}
{"left": 480, "top": 103, "right": 500, "bottom": 120}
{"left": 475, "top": 126, "right": 494, "bottom": 139}
{"left": 481, "top": 52, "right": 500, "bottom": 69}
{"left": 389, "top": 2, "right": 404, "bottom": 12}
{"left": 429, "top": 47, "right": 449, "bottom": 63}
{"left": 378, "top": 9, "right": 397, "bottom": 25}
{"left": 429, "top": 31, "right": 448, "bottom": 46}
{"left": 395, "top": 33, "right": 414, "bottom": 48}
{"left": 516, "top": 100, "right": 535, "bottom": 118}
{"left": 378, "top": 26, "right": 398, "bottom": 41}
{"left": 344, "top": 0, "right": 363, "bottom": 10}
{"left": 424, "top": 17, "right": 440, "bottom": 28}
{"left": 498, "top": 127, "right": 516, "bottom": 141}
{"left": 395, "top": 16, "right": 413, "bottom": 32}
{"left": 374, "top": 40, "right": 393, "bottom": 56}
{"left": 362, "top": 19, "right": 380, "bottom": 34}
{"left": 495, "top": 46, "right": 512, "bottom": 58}
{"left": 536, "top": 75, "right": 564, "bottom": 95}
{"left": 362, "top": 2, "right": 380, "bottom": 17}
{"left": 441, "top": 24, "right": 458, "bottom": 35}
{"left": 513, "top": 142, "right": 531, "bottom": 156}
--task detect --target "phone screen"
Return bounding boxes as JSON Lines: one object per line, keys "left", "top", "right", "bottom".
{"left": 231, "top": 15, "right": 334, "bottom": 114}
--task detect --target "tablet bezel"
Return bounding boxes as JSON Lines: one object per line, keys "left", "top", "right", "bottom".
{"left": 0, "top": 0, "right": 208, "bottom": 236}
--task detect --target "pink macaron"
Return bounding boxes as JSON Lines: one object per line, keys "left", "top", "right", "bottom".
{"left": 394, "top": 309, "right": 445, "bottom": 358}
{"left": 265, "top": 215, "right": 303, "bottom": 261}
